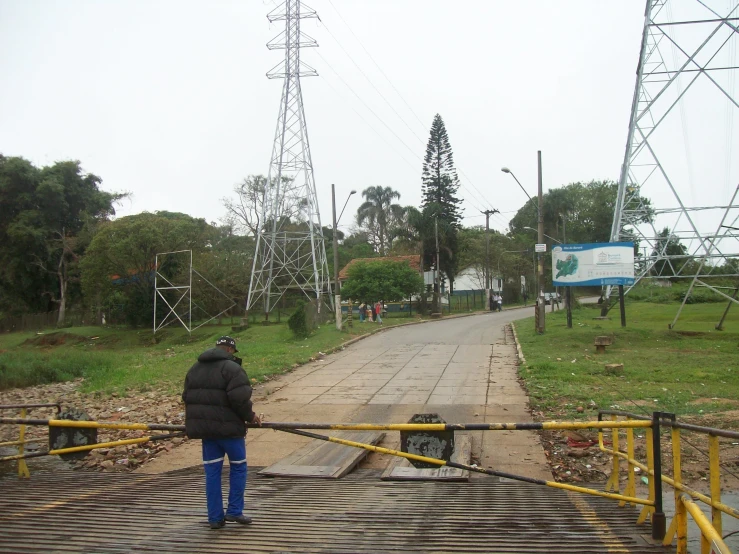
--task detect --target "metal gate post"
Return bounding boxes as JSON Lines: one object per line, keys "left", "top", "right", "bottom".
{"left": 651, "top": 412, "right": 666, "bottom": 540}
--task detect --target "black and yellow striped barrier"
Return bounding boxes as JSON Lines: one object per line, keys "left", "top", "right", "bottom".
{"left": 277, "top": 427, "right": 654, "bottom": 507}
{"left": 0, "top": 418, "right": 653, "bottom": 432}
{"left": 0, "top": 416, "right": 651, "bottom": 506}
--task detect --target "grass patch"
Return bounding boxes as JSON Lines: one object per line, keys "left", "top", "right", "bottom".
{"left": 515, "top": 301, "right": 739, "bottom": 420}
{"left": 0, "top": 318, "right": 420, "bottom": 395}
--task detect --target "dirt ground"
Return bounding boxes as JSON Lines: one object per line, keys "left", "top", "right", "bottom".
{"left": 533, "top": 408, "right": 739, "bottom": 495}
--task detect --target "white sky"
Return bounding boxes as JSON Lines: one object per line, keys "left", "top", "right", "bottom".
{"left": 1, "top": 1, "right": 736, "bottom": 241}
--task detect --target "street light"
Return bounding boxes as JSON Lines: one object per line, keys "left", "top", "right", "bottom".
{"left": 501, "top": 167, "right": 533, "bottom": 202}
{"left": 332, "top": 186, "right": 356, "bottom": 330}
{"left": 523, "top": 226, "right": 562, "bottom": 244}
{"left": 338, "top": 190, "right": 357, "bottom": 228}
{"left": 502, "top": 152, "right": 546, "bottom": 333}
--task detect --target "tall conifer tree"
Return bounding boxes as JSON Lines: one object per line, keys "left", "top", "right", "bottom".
{"left": 421, "top": 114, "right": 462, "bottom": 226}
{"left": 420, "top": 114, "right": 462, "bottom": 292}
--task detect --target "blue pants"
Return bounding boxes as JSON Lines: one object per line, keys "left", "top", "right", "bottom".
{"left": 202, "top": 438, "right": 247, "bottom": 523}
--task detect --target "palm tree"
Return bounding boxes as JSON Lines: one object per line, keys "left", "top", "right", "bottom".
{"left": 356, "top": 186, "right": 403, "bottom": 255}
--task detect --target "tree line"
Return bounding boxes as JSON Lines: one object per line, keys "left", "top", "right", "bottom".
{"left": 5, "top": 113, "right": 719, "bottom": 328}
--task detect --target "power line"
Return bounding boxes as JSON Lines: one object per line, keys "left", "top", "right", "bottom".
{"left": 314, "top": 50, "right": 422, "bottom": 165}
{"left": 317, "top": 6, "right": 495, "bottom": 217}
{"left": 317, "top": 19, "right": 428, "bottom": 146}
{"left": 325, "top": 0, "right": 428, "bottom": 131}
{"left": 315, "top": 69, "right": 420, "bottom": 174}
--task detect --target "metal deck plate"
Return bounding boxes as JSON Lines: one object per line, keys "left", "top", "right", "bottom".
{"left": 0, "top": 468, "right": 671, "bottom": 553}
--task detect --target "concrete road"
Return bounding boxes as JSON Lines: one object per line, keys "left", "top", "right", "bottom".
{"left": 142, "top": 307, "right": 553, "bottom": 479}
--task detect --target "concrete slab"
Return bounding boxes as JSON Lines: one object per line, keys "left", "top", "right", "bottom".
{"left": 426, "top": 386, "right": 489, "bottom": 405}
{"left": 142, "top": 314, "right": 554, "bottom": 485}
{"left": 368, "top": 391, "right": 432, "bottom": 404}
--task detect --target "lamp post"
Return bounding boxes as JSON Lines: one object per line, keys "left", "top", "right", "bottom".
{"left": 331, "top": 185, "right": 356, "bottom": 330}
{"left": 502, "top": 151, "right": 545, "bottom": 332}
{"left": 522, "top": 227, "right": 561, "bottom": 297}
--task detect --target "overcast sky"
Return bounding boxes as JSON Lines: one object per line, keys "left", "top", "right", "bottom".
{"left": 1, "top": 1, "right": 736, "bottom": 243}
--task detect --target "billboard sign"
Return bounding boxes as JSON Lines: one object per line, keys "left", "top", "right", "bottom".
{"left": 552, "top": 242, "right": 635, "bottom": 286}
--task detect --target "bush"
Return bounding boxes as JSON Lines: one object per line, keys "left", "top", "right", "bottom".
{"left": 0, "top": 351, "right": 102, "bottom": 390}
{"left": 288, "top": 301, "right": 310, "bottom": 338}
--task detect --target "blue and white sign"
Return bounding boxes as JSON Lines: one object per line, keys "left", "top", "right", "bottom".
{"left": 552, "top": 242, "right": 635, "bottom": 286}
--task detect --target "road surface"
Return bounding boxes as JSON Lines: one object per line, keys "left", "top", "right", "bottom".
{"left": 142, "top": 306, "right": 552, "bottom": 478}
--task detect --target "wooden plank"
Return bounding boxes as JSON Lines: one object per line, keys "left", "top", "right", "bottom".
{"left": 381, "top": 434, "right": 471, "bottom": 481}
{"left": 260, "top": 431, "right": 384, "bottom": 478}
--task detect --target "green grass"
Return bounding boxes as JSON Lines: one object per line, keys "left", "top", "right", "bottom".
{"left": 515, "top": 301, "right": 739, "bottom": 420}
{"left": 0, "top": 318, "right": 418, "bottom": 395}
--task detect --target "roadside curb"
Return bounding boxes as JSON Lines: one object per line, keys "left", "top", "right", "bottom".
{"left": 510, "top": 321, "right": 526, "bottom": 366}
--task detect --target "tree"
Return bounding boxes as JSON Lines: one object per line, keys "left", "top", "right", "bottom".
{"left": 0, "top": 155, "right": 123, "bottom": 322}
{"left": 80, "top": 212, "right": 215, "bottom": 326}
{"left": 651, "top": 227, "right": 688, "bottom": 278}
{"left": 421, "top": 115, "right": 463, "bottom": 290}
{"left": 340, "top": 260, "right": 424, "bottom": 303}
{"left": 355, "top": 186, "right": 404, "bottom": 255}
{"left": 422, "top": 114, "right": 462, "bottom": 226}
{"left": 509, "top": 180, "right": 628, "bottom": 245}
{"left": 222, "top": 174, "right": 302, "bottom": 237}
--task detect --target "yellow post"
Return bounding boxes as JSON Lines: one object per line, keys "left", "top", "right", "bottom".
{"left": 17, "top": 408, "right": 30, "bottom": 479}
{"left": 708, "top": 434, "right": 722, "bottom": 538}
{"left": 676, "top": 494, "right": 688, "bottom": 554}
{"left": 606, "top": 415, "right": 621, "bottom": 493}
{"left": 638, "top": 426, "right": 655, "bottom": 524}
{"left": 664, "top": 427, "right": 682, "bottom": 546}
{"left": 621, "top": 424, "right": 635, "bottom": 507}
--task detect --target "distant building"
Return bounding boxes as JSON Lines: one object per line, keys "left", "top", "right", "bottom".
{"left": 425, "top": 266, "right": 503, "bottom": 294}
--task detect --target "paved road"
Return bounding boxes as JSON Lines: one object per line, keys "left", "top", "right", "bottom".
{"left": 143, "top": 307, "right": 552, "bottom": 479}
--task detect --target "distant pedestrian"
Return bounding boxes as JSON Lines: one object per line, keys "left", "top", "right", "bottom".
{"left": 489, "top": 293, "right": 495, "bottom": 312}
{"left": 358, "top": 302, "right": 366, "bottom": 322}
{"left": 374, "top": 301, "right": 383, "bottom": 324}
{"left": 182, "top": 336, "right": 261, "bottom": 530}
{"left": 496, "top": 294, "right": 503, "bottom": 312}
{"left": 366, "top": 303, "right": 373, "bottom": 322}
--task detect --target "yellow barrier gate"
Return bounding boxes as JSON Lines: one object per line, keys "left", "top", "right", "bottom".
{"left": 598, "top": 410, "right": 738, "bottom": 553}
{"left": 2, "top": 409, "right": 737, "bottom": 552}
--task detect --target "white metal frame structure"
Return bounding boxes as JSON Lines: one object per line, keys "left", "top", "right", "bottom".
{"left": 247, "top": 1, "right": 331, "bottom": 321}
{"left": 609, "top": 0, "right": 739, "bottom": 328}
{"left": 154, "top": 250, "right": 237, "bottom": 335}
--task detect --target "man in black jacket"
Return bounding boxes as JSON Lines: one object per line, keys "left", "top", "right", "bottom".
{"left": 182, "top": 336, "right": 261, "bottom": 529}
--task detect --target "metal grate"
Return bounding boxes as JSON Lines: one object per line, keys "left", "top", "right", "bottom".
{"left": 0, "top": 468, "right": 671, "bottom": 553}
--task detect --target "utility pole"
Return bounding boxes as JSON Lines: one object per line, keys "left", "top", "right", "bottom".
{"left": 482, "top": 209, "right": 499, "bottom": 290}
{"left": 435, "top": 216, "right": 440, "bottom": 314}
{"left": 537, "top": 150, "right": 545, "bottom": 333}
{"left": 331, "top": 183, "right": 341, "bottom": 331}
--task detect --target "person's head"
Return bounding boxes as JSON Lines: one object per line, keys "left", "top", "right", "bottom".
{"left": 215, "top": 335, "right": 238, "bottom": 355}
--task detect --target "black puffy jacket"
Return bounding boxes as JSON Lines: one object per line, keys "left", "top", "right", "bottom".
{"left": 182, "top": 348, "right": 255, "bottom": 440}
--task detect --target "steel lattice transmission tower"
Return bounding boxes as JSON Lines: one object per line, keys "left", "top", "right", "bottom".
{"left": 609, "top": 0, "right": 739, "bottom": 327}
{"left": 247, "top": 1, "right": 331, "bottom": 320}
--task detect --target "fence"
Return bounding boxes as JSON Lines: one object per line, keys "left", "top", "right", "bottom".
{"left": 598, "top": 410, "right": 736, "bottom": 552}
{"left": 0, "top": 311, "right": 88, "bottom": 333}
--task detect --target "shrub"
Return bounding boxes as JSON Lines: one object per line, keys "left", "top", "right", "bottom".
{"left": 288, "top": 301, "right": 310, "bottom": 338}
